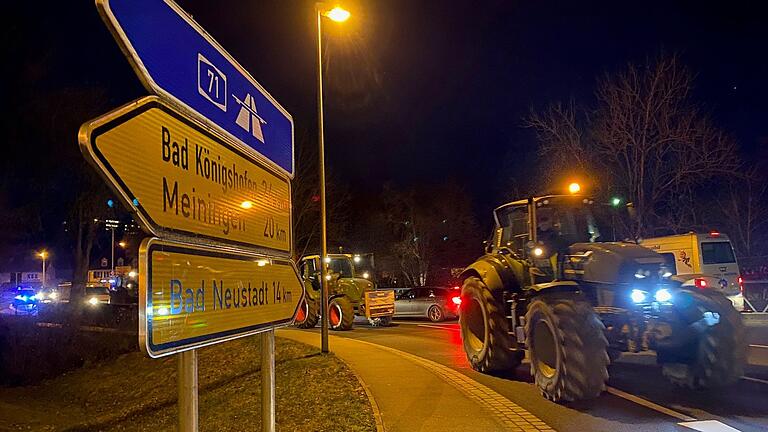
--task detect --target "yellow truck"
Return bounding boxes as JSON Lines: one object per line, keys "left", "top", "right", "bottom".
{"left": 640, "top": 231, "right": 744, "bottom": 310}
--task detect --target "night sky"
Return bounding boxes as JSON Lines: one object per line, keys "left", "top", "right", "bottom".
{"left": 3, "top": 0, "right": 767, "bottom": 241}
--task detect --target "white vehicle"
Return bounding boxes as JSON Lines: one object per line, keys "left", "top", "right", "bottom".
{"left": 640, "top": 231, "right": 744, "bottom": 310}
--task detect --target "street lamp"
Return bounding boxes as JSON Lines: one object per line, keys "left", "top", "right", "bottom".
{"left": 316, "top": 3, "right": 350, "bottom": 354}
{"left": 37, "top": 251, "right": 48, "bottom": 288}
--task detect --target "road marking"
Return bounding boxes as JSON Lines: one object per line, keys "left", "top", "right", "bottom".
{"left": 678, "top": 420, "right": 742, "bottom": 431}
{"left": 741, "top": 375, "right": 768, "bottom": 385}
{"left": 606, "top": 386, "right": 696, "bottom": 422}
{"left": 352, "top": 338, "right": 555, "bottom": 431}
{"left": 748, "top": 344, "right": 768, "bottom": 349}
{"left": 417, "top": 324, "right": 460, "bottom": 331}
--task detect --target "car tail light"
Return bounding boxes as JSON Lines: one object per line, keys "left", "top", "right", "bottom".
{"left": 738, "top": 276, "right": 744, "bottom": 294}
{"left": 451, "top": 296, "right": 462, "bottom": 306}
{"left": 694, "top": 278, "right": 707, "bottom": 289}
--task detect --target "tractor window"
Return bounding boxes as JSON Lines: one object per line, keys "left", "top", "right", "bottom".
{"left": 303, "top": 259, "right": 319, "bottom": 278}
{"left": 328, "top": 258, "right": 354, "bottom": 278}
{"left": 536, "top": 199, "right": 600, "bottom": 249}
{"left": 496, "top": 205, "right": 529, "bottom": 253}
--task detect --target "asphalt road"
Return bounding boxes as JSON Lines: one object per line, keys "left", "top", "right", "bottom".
{"left": 300, "top": 315, "right": 768, "bottom": 432}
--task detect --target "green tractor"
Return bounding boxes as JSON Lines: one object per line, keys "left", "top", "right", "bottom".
{"left": 459, "top": 193, "right": 746, "bottom": 402}
{"left": 294, "top": 254, "right": 395, "bottom": 331}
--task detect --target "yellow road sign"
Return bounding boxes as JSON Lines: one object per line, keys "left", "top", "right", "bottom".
{"left": 79, "top": 96, "right": 291, "bottom": 253}
{"left": 139, "top": 238, "right": 304, "bottom": 357}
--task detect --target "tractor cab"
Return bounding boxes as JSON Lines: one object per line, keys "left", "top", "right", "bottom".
{"left": 491, "top": 194, "right": 602, "bottom": 280}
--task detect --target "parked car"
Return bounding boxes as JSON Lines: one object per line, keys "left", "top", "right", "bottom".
{"left": 10, "top": 288, "right": 39, "bottom": 315}
{"left": 394, "top": 287, "right": 461, "bottom": 322}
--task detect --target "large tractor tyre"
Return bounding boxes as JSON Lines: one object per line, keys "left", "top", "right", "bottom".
{"left": 459, "top": 276, "right": 521, "bottom": 373}
{"left": 294, "top": 296, "right": 320, "bottom": 329}
{"left": 328, "top": 296, "right": 355, "bottom": 331}
{"left": 428, "top": 305, "right": 444, "bottom": 322}
{"left": 525, "top": 293, "right": 609, "bottom": 402}
{"left": 660, "top": 290, "right": 746, "bottom": 389}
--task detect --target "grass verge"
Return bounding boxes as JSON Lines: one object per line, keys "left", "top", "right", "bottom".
{"left": 0, "top": 336, "right": 375, "bottom": 431}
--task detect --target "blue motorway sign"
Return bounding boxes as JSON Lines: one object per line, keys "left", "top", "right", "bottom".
{"left": 97, "top": 0, "right": 294, "bottom": 177}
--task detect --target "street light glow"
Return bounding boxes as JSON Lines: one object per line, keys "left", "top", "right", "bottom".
{"left": 325, "top": 6, "right": 350, "bottom": 22}
{"left": 38, "top": 251, "right": 48, "bottom": 259}
{"left": 568, "top": 182, "right": 581, "bottom": 194}
{"left": 118, "top": 241, "right": 127, "bottom": 248}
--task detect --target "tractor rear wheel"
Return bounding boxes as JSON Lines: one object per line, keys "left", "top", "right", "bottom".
{"left": 329, "top": 296, "right": 355, "bottom": 331}
{"left": 459, "top": 276, "right": 521, "bottom": 373}
{"left": 525, "top": 293, "right": 609, "bottom": 402}
{"left": 294, "top": 296, "right": 320, "bottom": 329}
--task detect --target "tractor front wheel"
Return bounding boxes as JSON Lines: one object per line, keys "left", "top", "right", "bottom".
{"left": 459, "top": 276, "right": 521, "bottom": 373}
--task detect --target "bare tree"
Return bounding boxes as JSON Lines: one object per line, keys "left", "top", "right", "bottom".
{"left": 291, "top": 133, "right": 351, "bottom": 259}
{"left": 528, "top": 55, "right": 739, "bottom": 237}
{"left": 718, "top": 166, "right": 768, "bottom": 257}
{"left": 380, "top": 183, "right": 481, "bottom": 286}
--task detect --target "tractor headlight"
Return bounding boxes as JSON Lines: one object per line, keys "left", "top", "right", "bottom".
{"left": 654, "top": 288, "right": 673, "bottom": 303}
{"left": 630, "top": 289, "right": 647, "bottom": 303}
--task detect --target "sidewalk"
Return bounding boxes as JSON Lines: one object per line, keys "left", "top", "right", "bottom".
{"left": 278, "top": 329, "right": 553, "bottom": 432}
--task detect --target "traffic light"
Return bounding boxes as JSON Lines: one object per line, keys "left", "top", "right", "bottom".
{"left": 611, "top": 197, "right": 622, "bottom": 207}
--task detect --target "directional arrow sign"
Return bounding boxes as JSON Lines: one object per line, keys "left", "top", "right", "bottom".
{"left": 96, "top": 0, "right": 295, "bottom": 177}
{"left": 79, "top": 96, "right": 292, "bottom": 253}
{"left": 139, "top": 238, "right": 304, "bottom": 358}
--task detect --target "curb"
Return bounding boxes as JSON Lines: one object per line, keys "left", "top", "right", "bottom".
{"left": 347, "top": 338, "right": 555, "bottom": 432}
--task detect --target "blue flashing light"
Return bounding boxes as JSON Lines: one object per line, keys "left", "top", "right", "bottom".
{"left": 132, "top": 198, "right": 139, "bottom": 206}
{"left": 107, "top": 199, "right": 115, "bottom": 208}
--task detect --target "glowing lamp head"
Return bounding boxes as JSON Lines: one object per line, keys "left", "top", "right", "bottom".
{"left": 362, "top": 271, "right": 370, "bottom": 279}
{"left": 568, "top": 182, "right": 581, "bottom": 194}
{"left": 533, "top": 247, "right": 544, "bottom": 257}
{"left": 240, "top": 201, "right": 254, "bottom": 209}
{"left": 128, "top": 271, "right": 137, "bottom": 278}
{"left": 630, "top": 289, "right": 647, "bottom": 303}
{"left": 353, "top": 256, "right": 361, "bottom": 263}
{"left": 654, "top": 288, "right": 673, "bottom": 303}
{"left": 325, "top": 6, "right": 351, "bottom": 22}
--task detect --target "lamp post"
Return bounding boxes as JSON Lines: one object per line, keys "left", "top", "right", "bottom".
{"left": 38, "top": 251, "right": 48, "bottom": 288}
{"left": 315, "top": 3, "right": 350, "bottom": 354}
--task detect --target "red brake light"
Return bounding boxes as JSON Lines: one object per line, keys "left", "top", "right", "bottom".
{"left": 452, "top": 286, "right": 460, "bottom": 290}
{"left": 451, "top": 296, "right": 462, "bottom": 306}
{"left": 709, "top": 230, "right": 720, "bottom": 237}
{"left": 738, "top": 276, "right": 744, "bottom": 294}
{"left": 694, "top": 278, "right": 707, "bottom": 289}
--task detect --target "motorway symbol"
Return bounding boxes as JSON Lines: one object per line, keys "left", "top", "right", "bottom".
{"left": 79, "top": 96, "right": 292, "bottom": 253}
{"left": 234, "top": 93, "right": 266, "bottom": 142}
{"left": 96, "top": 0, "right": 295, "bottom": 177}
{"left": 139, "top": 238, "right": 304, "bottom": 358}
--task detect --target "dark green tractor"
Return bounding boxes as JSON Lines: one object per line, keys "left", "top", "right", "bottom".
{"left": 459, "top": 193, "right": 746, "bottom": 402}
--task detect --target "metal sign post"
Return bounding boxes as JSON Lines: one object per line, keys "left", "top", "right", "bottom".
{"left": 178, "top": 350, "right": 199, "bottom": 432}
{"left": 261, "top": 330, "right": 276, "bottom": 432}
